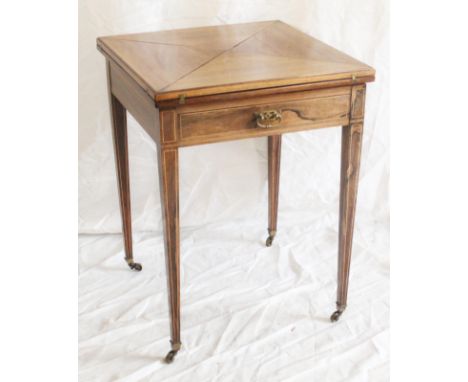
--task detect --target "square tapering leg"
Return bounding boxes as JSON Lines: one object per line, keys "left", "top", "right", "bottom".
{"left": 157, "top": 146, "right": 181, "bottom": 363}
{"left": 266, "top": 135, "right": 282, "bottom": 247}
{"left": 331, "top": 123, "right": 364, "bottom": 322}
{"left": 107, "top": 62, "right": 142, "bottom": 272}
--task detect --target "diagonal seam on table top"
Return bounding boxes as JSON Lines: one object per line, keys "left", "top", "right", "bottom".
{"left": 107, "top": 36, "right": 230, "bottom": 57}
{"left": 105, "top": 38, "right": 223, "bottom": 60}
{"left": 158, "top": 20, "right": 279, "bottom": 92}
{"left": 109, "top": 37, "right": 208, "bottom": 50}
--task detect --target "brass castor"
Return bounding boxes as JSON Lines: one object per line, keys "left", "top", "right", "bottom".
{"left": 265, "top": 229, "right": 276, "bottom": 247}
{"left": 164, "top": 349, "right": 178, "bottom": 364}
{"left": 164, "top": 341, "right": 181, "bottom": 364}
{"left": 265, "top": 235, "right": 274, "bottom": 247}
{"left": 127, "top": 261, "right": 142, "bottom": 271}
{"left": 330, "top": 310, "right": 343, "bottom": 322}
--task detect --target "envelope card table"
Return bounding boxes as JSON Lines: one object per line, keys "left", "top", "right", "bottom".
{"left": 97, "top": 20, "right": 375, "bottom": 363}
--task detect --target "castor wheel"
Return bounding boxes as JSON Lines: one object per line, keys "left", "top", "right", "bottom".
{"left": 164, "top": 341, "right": 181, "bottom": 364}
{"left": 128, "top": 262, "right": 142, "bottom": 271}
{"left": 330, "top": 310, "right": 343, "bottom": 322}
{"left": 265, "top": 235, "right": 274, "bottom": 247}
{"left": 265, "top": 229, "right": 276, "bottom": 247}
{"left": 164, "top": 350, "right": 178, "bottom": 364}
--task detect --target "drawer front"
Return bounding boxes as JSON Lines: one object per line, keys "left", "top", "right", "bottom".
{"left": 177, "top": 89, "right": 351, "bottom": 145}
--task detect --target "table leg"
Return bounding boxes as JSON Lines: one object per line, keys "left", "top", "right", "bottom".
{"left": 331, "top": 123, "right": 363, "bottom": 322}
{"left": 266, "top": 135, "right": 282, "bottom": 246}
{"left": 157, "top": 146, "right": 181, "bottom": 363}
{"left": 109, "top": 92, "right": 142, "bottom": 272}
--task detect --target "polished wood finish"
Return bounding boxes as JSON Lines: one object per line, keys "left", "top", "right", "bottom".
{"left": 97, "top": 21, "right": 375, "bottom": 362}
{"left": 335, "top": 123, "right": 363, "bottom": 312}
{"left": 157, "top": 146, "right": 181, "bottom": 360}
{"left": 106, "top": 62, "right": 141, "bottom": 271}
{"left": 331, "top": 85, "right": 366, "bottom": 322}
{"left": 156, "top": 76, "right": 375, "bottom": 109}
{"left": 108, "top": 61, "right": 159, "bottom": 142}
{"left": 97, "top": 20, "right": 375, "bottom": 103}
{"left": 177, "top": 87, "right": 350, "bottom": 147}
{"left": 266, "top": 135, "right": 282, "bottom": 246}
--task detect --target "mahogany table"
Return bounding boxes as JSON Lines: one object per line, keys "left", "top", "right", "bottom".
{"left": 97, "top": 20, "right": 375, "bottom": 363}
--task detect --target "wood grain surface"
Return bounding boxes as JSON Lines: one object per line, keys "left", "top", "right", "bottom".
{"left": 107, "top": 61, "right": 134, "bottom": 264}
{"left": 335, "top": 85, "right": 366, "bottom": 315}
{"left": 97, "top": 21, "right": 375, "bottom": 103}
{"left": 268, "top": 135, "right": 282, "bottom": 244}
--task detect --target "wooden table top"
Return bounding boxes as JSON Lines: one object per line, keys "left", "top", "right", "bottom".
{"left": 97, "top": 20, "right": 375, "bottom": 103}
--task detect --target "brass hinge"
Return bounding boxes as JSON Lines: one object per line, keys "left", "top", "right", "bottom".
{"left": 178, "top": 94, "right": 186, "bottom": 104}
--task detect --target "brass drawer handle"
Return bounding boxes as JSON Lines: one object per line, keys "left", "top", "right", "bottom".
{"left": 254, "top": 109, "right": 282, "bottom": 128}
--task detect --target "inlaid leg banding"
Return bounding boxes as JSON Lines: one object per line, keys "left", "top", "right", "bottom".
{"left": 330, "top": 84, "right": 366, "bottom": 323}
{"left": 331, "top": 122, "right": 364, "bottom": 322}
{"left": 108, "top": 65, "right": 142, "bottom": 272}
{"left": 266, "top": 135, "right": 282, "bottom": 246}
{"left": 157, "top": 146, "right": 182, "bottom": 363}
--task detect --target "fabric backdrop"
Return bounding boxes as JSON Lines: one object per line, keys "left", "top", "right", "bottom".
{"left": 79, "top": 1, "right": 389, "bottom": 381}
